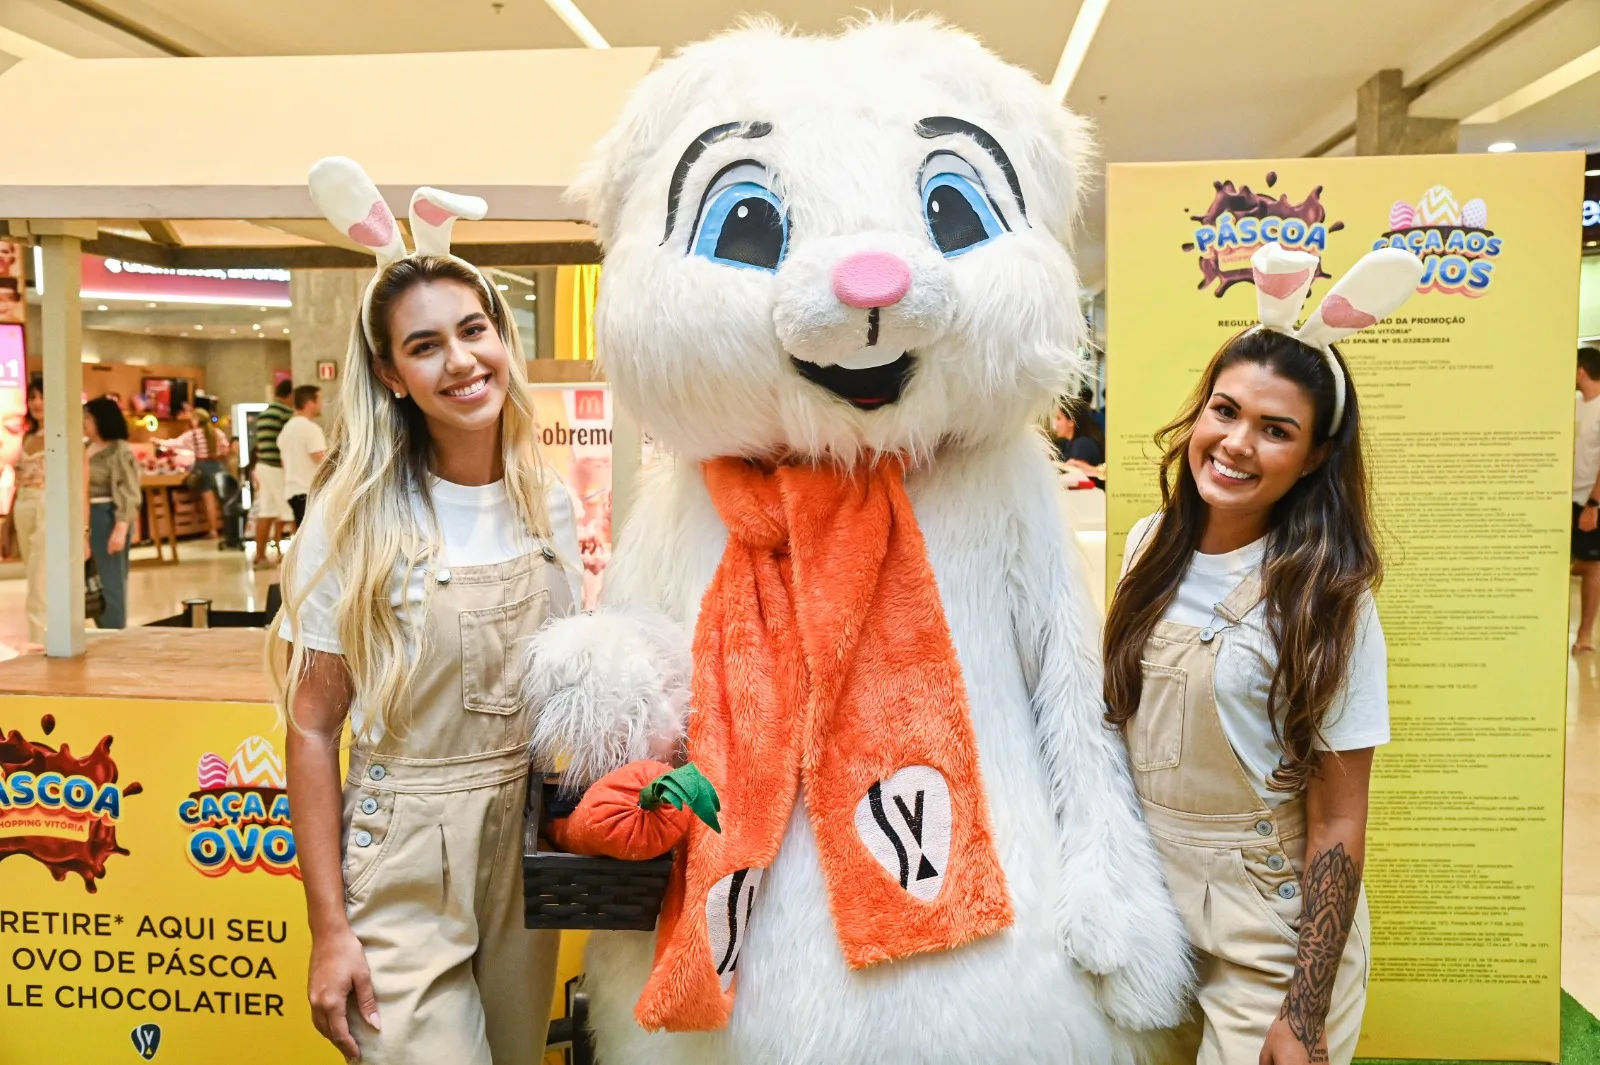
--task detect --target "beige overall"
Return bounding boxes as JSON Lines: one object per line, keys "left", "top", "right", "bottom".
{"left": 1129, "top": 571, "right": 1371, "bottom": 1065}
{"left": 341, "top": 550, "right": 568, "bottom": 1064}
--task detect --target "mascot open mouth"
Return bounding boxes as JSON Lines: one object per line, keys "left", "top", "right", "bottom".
{"left": 790, "top": 353, "right": 916, "bottom": 411}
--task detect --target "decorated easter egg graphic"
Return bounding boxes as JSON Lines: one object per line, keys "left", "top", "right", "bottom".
{"left": 1388, "top": 200, "right": 1415, "bottom": 230}
{"left": 1415, "top": 185, "right": 1460, "bottom": 227}
{"left": 226, "top": 736, "right": 286, "bottom": 790}
{"left": 197, "top": 752, "right": 229, "bottom": 791}
{"left": 1461, "top": 198, "right": 1488, "bottom": 229}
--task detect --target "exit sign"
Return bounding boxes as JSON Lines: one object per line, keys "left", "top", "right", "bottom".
{"left": 316, "top": 361, "right": 337, "bottom": 381}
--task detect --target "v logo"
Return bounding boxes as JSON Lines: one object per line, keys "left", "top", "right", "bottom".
{"left": 853, "top": 766, "right": 952, "bottom": 903}
{"left": 893, "top": 791, "right": 925, "bottom": 844}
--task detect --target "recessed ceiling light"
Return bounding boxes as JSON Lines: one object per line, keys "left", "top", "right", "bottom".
{"left": 146, "top": 302, "right": 157, "bottom": 308}
{"left": 230, "top": 328, "right": 237, "bottom": 334}
{"left": 524, "top": 293, "right": 536, "bottom": 301}
{"left": 497, "top": 284, "right": 509, "bottom": 291}
{"left": 96, "top": 304, "right": 108, "bottom": 311}
{"left": 1589, "top": 169, "right": 1600, "bottom": 177}
{"left": 181, "top": 331, "right": 189, "bottom": 337}
{"left": 252, "top": 323, "right": 261, "bottom": 330}
{"left": 1590, "top": 240, "right": 1598, "bottom": 247}
{"left": 194, "top": 324, "right": 204, "bottom": 330}
{"left": 1487, "top": 141, "right": 1517, "bottom": 153}
{"left": 281, "top": 328, "right": 290, "bottom": 334}
{"left": 258, "top": 307, "right": 268, "bottom": 312}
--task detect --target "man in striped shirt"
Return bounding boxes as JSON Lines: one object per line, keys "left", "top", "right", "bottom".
{"left": 252, "top": 379, "right": 295, "bottom": 567}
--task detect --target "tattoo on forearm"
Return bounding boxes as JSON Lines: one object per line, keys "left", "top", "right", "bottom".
{"left": 1279, "top": 842, "right": 1361, "bottom": 1063}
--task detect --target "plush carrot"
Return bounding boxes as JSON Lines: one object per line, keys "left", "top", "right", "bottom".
{"left": 548, "top": 761, "right": 721, "bottom": 861}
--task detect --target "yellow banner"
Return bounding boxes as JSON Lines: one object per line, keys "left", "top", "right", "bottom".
{"left": 0, "top": 696, "right": 335, "bottom": 1063}
{"left": 1106, "top": 152, "right": 1581, "bottom": 1062}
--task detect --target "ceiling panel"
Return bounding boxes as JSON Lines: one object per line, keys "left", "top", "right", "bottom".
{"left": 89, "top": 0, "right": 579, "bottom": 54}
{"left": 579, "top": 0, "right": 1079, "bottom": 81}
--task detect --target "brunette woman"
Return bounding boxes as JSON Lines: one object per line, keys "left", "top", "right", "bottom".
{"left": 1104, "top": 245, "right": 1422, "bottom": 1065}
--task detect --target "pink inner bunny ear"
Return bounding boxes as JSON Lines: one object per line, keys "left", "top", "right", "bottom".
{"left": 1316, "top": 293, "right": 1377, "bottom": 330}
{"left": 1254, "top": 266, "right": 1312, "bottom": 300}
{"left": 348, "top": 200, "right": 399, "bottom": 249}
{"left": 413, "top": 198, "right": 455, "bottom": 228}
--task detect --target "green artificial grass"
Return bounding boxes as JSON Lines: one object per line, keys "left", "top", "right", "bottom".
{"left": 1354, "top": 991, "right": 1600, "bottom": 1065}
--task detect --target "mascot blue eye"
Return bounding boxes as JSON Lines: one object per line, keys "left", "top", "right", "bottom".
{"left": 921, "top": 161, "right": 1005, "bottom": 257}
{"left": 692, "top": 174, "right": 788, "bottom": 271}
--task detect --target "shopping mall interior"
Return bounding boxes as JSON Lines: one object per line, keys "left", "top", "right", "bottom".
{"left": 1, "top": 1, "right": 1599, "bottom": 1063}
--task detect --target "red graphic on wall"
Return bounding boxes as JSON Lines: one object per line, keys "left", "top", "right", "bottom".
{"left": 0, "top": 715, "right": 140, "bottom": 892}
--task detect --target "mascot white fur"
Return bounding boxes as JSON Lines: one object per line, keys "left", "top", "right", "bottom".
{"left": 525, "top": 17, "right": 1191, "bottom": 1064}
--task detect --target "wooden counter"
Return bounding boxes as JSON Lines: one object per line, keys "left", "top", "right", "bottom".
{"left": 0, "top": 627, "right": 272, "bottom": 703}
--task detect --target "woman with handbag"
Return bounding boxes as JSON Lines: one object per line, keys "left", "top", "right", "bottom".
{"left": 10, "top": 383, "right": 46, "bottom": 651}
{"left": 163, "top": 404, "right": 229, "bottom": 540}
{"left": 84, "top": 396, "right": 141, "bottom": 629}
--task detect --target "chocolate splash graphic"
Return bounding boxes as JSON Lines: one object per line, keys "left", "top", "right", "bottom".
{"left": 1184, "top": 176, "right": 1345, "bottom": 297}
{"left": 0, "top": 716, "right": 139, "bottom": 892}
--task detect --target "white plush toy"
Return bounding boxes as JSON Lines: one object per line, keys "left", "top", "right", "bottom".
{"left": 525, "top": 17, "right": 1191, "bottom": 1064}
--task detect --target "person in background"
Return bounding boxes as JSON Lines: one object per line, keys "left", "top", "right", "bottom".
{"left": 11, "top": 383, "right": 46, "bottom": 651}
{"left": 277, "top": 385, "right": 327, "bottom": 529}
{"left": 84, "top": 396, "right": 142, "bottom": 629}
{"left": 1572, "top": 346, "right": 1600, "bottom": 654}
{"left": 1052, "top": 402, "right": 1106, "bottom": 488}
{"left": 253, "top": 379, "right": 296, "bottom": 569}
{"left": 163, "top": 403, "right": 230, "bottom": 540}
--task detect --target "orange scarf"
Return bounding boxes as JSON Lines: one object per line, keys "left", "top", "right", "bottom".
{"left": 634, "top": 458, "right": 1012, "bottom": 1032}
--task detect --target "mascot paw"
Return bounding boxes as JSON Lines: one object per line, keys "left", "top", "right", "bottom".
{"left": 1095, "top": 946, "right": 1194, "bottom": 1032}
{"left": 1057, "top": 879, "right": 1138, "bottom": 974}
{"left": 1060, "top": 876, "right": 1194, "bottom": 1030}
{"left": 522, "top": 605, "right": 692, "bottom": 790}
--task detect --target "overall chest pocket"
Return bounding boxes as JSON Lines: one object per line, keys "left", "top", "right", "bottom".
{"left": 1130, "top": 662, "right": 1186, "bottom": 772}
{"left": 460, "top": 589, "right": 550, "bottom": 714}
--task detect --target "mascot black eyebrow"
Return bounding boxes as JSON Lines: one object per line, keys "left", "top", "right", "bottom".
{"left": 525, "top": 18, "right": 1192, "bottom": 1065}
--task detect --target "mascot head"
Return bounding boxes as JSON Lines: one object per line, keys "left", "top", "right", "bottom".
{"left": 573, "top": 17, "right": 1093, "bottom": 463}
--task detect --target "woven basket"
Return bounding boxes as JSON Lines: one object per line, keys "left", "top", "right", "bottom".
{"left": 523, "top": 777, "right": 673, "bottom": 931}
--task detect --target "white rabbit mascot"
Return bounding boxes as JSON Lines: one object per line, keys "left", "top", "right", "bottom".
{"left": 525, "top": 17, "right": 1191, "bottom": 1065}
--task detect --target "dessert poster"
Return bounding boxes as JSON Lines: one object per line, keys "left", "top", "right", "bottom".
{"left": 1106, "top": 152, "right": 1582, "bottom": 1061}
{"left": 529, "top": 385, "right": 614, "bottom": 609}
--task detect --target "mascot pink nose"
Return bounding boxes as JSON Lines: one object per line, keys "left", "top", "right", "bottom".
{"left": 832, "top": 251, "right": 912, "bottom": 308}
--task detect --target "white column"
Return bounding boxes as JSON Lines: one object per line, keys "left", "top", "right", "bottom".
{"left": 39, "top": 230, "right": 88, "bottom": 657}
{"left": 610, "top": 394, "right": 642, "bottom": 533}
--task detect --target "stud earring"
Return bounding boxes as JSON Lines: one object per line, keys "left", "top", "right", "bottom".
{"left": 394, "top": 390, "right": 404, "bottom": 399}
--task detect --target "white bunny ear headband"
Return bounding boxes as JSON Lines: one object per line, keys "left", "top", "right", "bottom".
{"left": 307, "top": 156, "right": 492, "bottom": 351}
{"left": 1249, "top": 241, "right": 1425, "bottom": 434}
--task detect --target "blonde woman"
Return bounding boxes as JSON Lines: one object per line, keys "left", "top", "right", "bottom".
{"left": 273, "top": 178, "right": 581, "bottom": 1062}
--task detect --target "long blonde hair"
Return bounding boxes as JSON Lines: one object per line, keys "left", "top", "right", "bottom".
{"left": 270, "top": 256, "right": 552, "bottom": 742}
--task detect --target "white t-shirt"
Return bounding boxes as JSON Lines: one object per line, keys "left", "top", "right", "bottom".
{"left": 1574, "top": 393, "right": 1600, "bottom": 505}
{"left": 1123, "top": 515, "right": 1390, "bottom": 807}
{"left": 280, "top": 474, "right": 581, "bottom": 657}
{"left": 277, "top": 415, "right": 328, "bottom": 499}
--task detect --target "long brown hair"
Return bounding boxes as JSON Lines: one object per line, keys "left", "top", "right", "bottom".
{"left": 271, "top": 255, "right": 553, "bottom": 741}
{"left": 1103, "top": 327, "right": 1381, "bottom": 792}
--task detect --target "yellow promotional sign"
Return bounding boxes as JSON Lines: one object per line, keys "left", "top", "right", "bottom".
{"left": 1106, "top": 152, "right": 1581, "bottom": 1062}
{"left": 0, "top": 696, "right": 339, "bottom": 1063}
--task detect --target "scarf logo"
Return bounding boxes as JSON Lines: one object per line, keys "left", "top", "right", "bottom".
{"left": 853, "top": 765, "right": 952, "bottom": 903}
{"left": 706, "top": 867, "right": 763, "bottom": 992}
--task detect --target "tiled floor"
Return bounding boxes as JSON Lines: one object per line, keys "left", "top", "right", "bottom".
{"left": 0, "top": 514, "right": 1595, "bottom": 1022}
{"left": 0, "top": 541, "right": 280, "bottom": 657}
